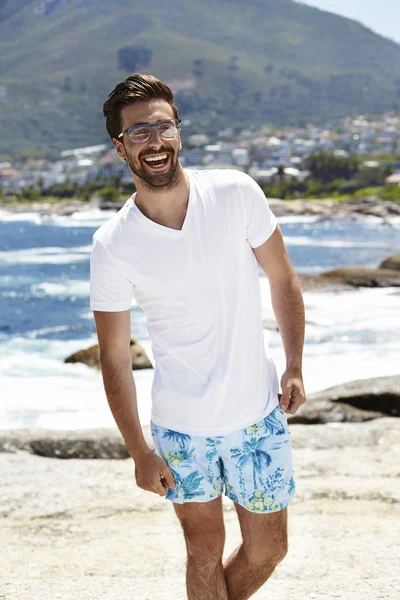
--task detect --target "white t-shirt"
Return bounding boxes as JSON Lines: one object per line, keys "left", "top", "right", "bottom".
{"left": 90, "top": 168, "right": 280, "bottom": 436}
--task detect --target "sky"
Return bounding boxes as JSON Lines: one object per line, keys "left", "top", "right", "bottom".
{"left": 297, "top": 1, "right": 400, "bottom": 44}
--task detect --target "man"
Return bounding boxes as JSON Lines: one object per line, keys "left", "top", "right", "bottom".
{"left": 90, "top": 73, "right": 306, "bottom": 600}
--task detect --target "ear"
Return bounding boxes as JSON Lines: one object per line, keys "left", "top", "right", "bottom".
{"left": 179, "top": 141, "right": 182, "bottom": 151}
{"left": 113, "top": 138, "right": 127, "bottom": 160}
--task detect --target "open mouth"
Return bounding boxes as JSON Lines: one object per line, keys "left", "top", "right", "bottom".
{"left": 142, "top": 153, "right": 170, "bottom": 169}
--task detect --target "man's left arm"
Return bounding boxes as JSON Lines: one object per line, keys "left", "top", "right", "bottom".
{"left": 252, "top": 224, "right": 306, "bottom": 415}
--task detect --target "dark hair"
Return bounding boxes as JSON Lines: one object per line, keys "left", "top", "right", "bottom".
{"left": 103, "top": 73, "right": 179, "bottom": 141}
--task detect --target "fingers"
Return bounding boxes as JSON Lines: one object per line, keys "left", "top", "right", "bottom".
{"left": 155, "top": 477, "right": 168, "bottom": 496}
{"left": 283, "top": 396, "right": 306, "bottom": 414}
{"left": 161, "top": 466, "right": 176, "bottom": 489}
{"left": 280, "top": 394, "right": 291, "bottom": 411}
{"left": 280, "top": 385, "right": 306, "bottom": 413}
{"left": 155, "top": 474, "right": 175, "bottom": 497}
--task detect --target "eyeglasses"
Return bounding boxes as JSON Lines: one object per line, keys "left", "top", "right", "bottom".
{"left": 118, "top": 118, "right": 182, "bottom": 144}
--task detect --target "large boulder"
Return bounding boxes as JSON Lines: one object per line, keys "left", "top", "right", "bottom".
{"left": 319, "top": 266, "right": 400, "bottom": 287}
{"left": 64, "top": 339, "right": 152, "bottom": 370}
{"left": 0, "top": 428, "right": 130, "bottom": 459}
{"left": 297, "top": 274, "right": 354, "bottom": 292}
{"left": 379, "top": 254, "right": 400, "bottom": 271}
{"left": 287, "top": 374, "right": 400, "bottom": 424}
{"left": 294, "top": 254, "right": 400, "bottom": 292}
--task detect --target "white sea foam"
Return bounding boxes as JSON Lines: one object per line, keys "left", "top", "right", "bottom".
{"left": 0, "top": 206, "right": 116, "bottom": 227}
{"left": 0, "top": 210, "right": 44, "bottom": 224}
{"left": 48, "top": 208, "right": 118, "bottom": 228}
{"left": 31, "top": 280, "right": 90, "bottom": 298}
{"left": 0, "top": 335, "right": 154, "bottom": 429}
{"left": 277, "top": 215, "right": 321, "bottom": 224}
{"left": 23, "top": 325, "right": 78, "bottom": 339}
{"left": 260, "top": 277, "right": 400, "bottom": 392}
{"left": 293, "top": 265, "right": 330, "bottom": 274}
{"left": 1, "top": 282, "right": 399, "bottom": 429}
{"left": 284, "top": 236, "right": 390, "bottom": 247}
{"left": 0, "top": 245, "right": 91, "bottom": 265}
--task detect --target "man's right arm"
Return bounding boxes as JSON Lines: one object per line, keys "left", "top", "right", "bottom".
{"left": 93, "top": 309, "right": 151, "bottom": 460}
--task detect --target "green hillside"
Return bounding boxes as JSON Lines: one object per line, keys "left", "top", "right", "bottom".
{"left": 1, "top": 0, "right": 400, "bottom": 155}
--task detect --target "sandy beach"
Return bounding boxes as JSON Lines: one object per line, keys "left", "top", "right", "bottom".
{"left": 1, "top": 417, "right": 399, "bottom": 600}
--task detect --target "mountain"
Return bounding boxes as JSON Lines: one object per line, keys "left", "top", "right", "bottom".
{"left": 1, "top": 0, "right": 400, "bottom": 156}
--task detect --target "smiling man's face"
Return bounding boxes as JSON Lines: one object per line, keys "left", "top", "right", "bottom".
{"left": 114, "top": 99, "right": 181, "bottom": 191}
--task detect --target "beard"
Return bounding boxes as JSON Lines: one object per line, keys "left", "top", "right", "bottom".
{"left": 125, "top": 144, "right": 181, "bottom": 192}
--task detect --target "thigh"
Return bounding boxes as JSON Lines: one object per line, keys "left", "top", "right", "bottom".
{"left": 173, "top": 495, "right": 226, "bottom": 557}
{"left": 219, "top": 404, "right": 296, "bottom": 514}
{"left": 150, "top": 420, "right": 225, "bottom": 504}
{"left": 234, "top": 502, "right": 288, "bottom": 563}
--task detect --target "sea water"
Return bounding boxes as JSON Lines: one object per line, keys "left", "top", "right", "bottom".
{"left": 0, "top": 206, "right": 399, "bottom": 429}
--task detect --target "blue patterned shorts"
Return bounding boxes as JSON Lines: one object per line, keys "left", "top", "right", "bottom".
{"left": 150, "top": 403, "right": 296, "bottom": 513}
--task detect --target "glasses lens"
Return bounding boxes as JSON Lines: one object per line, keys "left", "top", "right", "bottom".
{"left": 159, "top": 120, "right": 178, "bottom": 138}
{"left": 127, "top": 119, "right": 180, "bottom": 143}
{"left": 128, "top": 126, "right": 151, "bottom": 143}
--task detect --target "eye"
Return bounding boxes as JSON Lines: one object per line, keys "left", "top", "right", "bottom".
{"left": 132, "top": 127, "right": 149, "bottom": 136}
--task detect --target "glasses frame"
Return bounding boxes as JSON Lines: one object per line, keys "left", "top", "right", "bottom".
{"left": 117, "top": 118, "right": 182, "bottom": 143}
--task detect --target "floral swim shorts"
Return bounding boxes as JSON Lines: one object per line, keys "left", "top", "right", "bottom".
{"left": 150, "top": 403, "right": 296, "bottom": 514}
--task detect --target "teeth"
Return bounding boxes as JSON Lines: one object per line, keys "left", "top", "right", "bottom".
{"left": 144, "top": 154, "right": 168, "bottom": 162}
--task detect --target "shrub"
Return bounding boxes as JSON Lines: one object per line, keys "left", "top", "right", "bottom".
{"left": 96, "top": 186, "right": 119, "bottom": 202}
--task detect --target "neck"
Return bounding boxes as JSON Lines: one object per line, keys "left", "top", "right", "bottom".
{"left": 133, "top": 163, "right": 189, "bottom": 217}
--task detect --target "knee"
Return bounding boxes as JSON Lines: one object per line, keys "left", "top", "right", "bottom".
{"left": 185, "top": 533, "right": 225, "bottom": 566}
{"left": 245, "top": 541, "right": 288, "bottom": 570}
{"left": 273, "top": 542, "right": 289, "bottom": 565}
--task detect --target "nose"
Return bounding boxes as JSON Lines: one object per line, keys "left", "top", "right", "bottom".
{"left": 147, "top": 124, "right": 164, "bottom": 144}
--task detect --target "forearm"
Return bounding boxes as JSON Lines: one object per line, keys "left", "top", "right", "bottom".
{"left": 269, "top": 274, "right": 305, "bottom": 370}
{"left": 99, "top": 352, "right": 150, "bottom": 460}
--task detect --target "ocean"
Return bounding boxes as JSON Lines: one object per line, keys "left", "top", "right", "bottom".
{"left": 1, "top": 205, "right": 399, "bottom": 430}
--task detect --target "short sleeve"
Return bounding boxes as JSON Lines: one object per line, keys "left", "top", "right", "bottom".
{"left": 89, "top": 236, "right": 135, "bottom": 311}
{"left": 238, "top": 172, "right": 278, "bottom": 248}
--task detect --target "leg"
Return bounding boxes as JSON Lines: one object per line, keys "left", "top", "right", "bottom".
{"left": 224, "top": 504, "right": 288, "bottom": 600}
{"left": 173, "top": 495, "right": 228, "bottom": 600}
{"left": 218, "top": 404, "right": 295, "bottom": 599}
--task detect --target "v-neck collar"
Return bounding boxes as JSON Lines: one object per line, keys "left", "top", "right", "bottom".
{"left": 130, "top": 169, "right": 193, "bottom": 236}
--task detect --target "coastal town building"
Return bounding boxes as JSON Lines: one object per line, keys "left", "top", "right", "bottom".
{"left": 1, "top": 112, "right": 399, "bottom": 194}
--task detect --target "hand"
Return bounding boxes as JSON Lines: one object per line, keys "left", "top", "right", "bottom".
{"left": 279, "top": 368, "right": 306, "bottom": 415}
{"left": 134, "top": 449, "right": 176, "bottom": 496}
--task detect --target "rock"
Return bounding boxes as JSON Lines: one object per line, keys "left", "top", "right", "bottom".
{"left": 288, "top": 374, "right": 400, "bottom": 424}
{"left": 0, "top": 428, "right": 130, "bottom": 459}
{"left": 319, "top": 266, "right": 400, "bottom": 287}
{"left": 297, "top": 273, "right": 355, "bottom": 292}
{"left": 358, "top": 205, "right": 387, "bottom": 218}
{"left": 295, "top": 260, "right": 400, "bottom": 293}
{"left": 267, "top": 198, "right": 334, "bottom": 218}
{"left": 95, "top": 199, "right": 126, "bottom": 211}
{"left": 64, "top": 339, "right": 152, "bottom": 370}
{"left": 267, "top": 196, "right": 400, "bottom": 222}
{"left": 379, "top": 253, "right": 400, "bottom": 271}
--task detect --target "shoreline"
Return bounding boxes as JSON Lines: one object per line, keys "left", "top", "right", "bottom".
{"left": 1, "top": 195, "right": 400, "bottom": 221}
